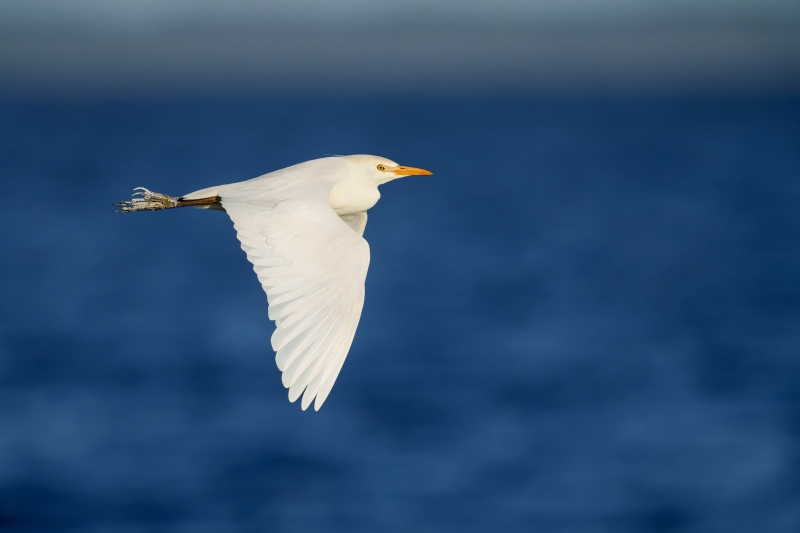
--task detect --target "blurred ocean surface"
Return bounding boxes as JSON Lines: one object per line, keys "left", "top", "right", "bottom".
{"left": 0, "top": 97, "right": 798, "bottom": 532}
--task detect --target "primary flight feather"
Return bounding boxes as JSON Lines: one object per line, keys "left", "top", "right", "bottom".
{"left": 115, "top": 155, "right": 432, "bottom": 411}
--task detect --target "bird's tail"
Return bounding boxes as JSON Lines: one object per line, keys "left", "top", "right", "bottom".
{"left": 114, "top": 188, "right": 220, "bottom": 212}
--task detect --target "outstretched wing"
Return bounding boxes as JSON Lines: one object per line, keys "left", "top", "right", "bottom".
{"left": 220, "top": 179, "right": 369, "bottom": 411}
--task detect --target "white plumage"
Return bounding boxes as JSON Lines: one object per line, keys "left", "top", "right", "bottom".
{"left": 116, "top": 155, "right": 432, "bottom": 410}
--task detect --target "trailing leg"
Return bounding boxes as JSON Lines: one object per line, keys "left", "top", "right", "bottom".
{"left": 114, "top": 188, "right": 220, "bottom": 212}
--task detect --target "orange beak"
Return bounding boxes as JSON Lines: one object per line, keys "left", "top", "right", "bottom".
{"left": 391, "top": 165, "right": 433, "bottom": 176}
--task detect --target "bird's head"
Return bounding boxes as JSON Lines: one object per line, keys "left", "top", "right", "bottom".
{"left": 343, "top": 154, "right": 433, "bottom": 184}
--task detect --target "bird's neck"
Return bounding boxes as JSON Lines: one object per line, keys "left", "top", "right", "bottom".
{"left": 329, "top": 179, "right": 381, "bottom": 216}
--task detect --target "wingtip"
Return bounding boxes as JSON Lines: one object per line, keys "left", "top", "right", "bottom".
{"left": 301, "top": 391, "right": 314, "bottom": 411}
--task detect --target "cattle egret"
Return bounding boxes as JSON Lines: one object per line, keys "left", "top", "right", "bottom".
{"left": 115, "top": 155, "right": 432, "bottom": 410}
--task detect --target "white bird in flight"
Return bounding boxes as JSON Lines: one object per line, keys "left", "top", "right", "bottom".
{"left": 115, "top": 155, "right": 432, "bottom": 411}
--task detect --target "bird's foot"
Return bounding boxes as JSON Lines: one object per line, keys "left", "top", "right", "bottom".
{"left": 114, "top": 188, "right": 179, "bottom": 212}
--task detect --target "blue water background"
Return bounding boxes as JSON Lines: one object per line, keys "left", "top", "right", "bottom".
{"left": 0, "top": 97, "right": 798, "bottom": 531}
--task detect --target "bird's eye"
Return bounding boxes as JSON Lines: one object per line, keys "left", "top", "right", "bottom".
{"left": 377, "top": 164, "right": 386, "bottom": 171}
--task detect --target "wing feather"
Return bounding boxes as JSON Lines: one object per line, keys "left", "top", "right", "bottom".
{"left": 218, "top": 173, "right": 369, "bottom": 410}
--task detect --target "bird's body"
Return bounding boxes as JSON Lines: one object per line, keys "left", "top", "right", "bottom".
{"left": 116, "top": 155, "right": 431, "bottom": 410}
